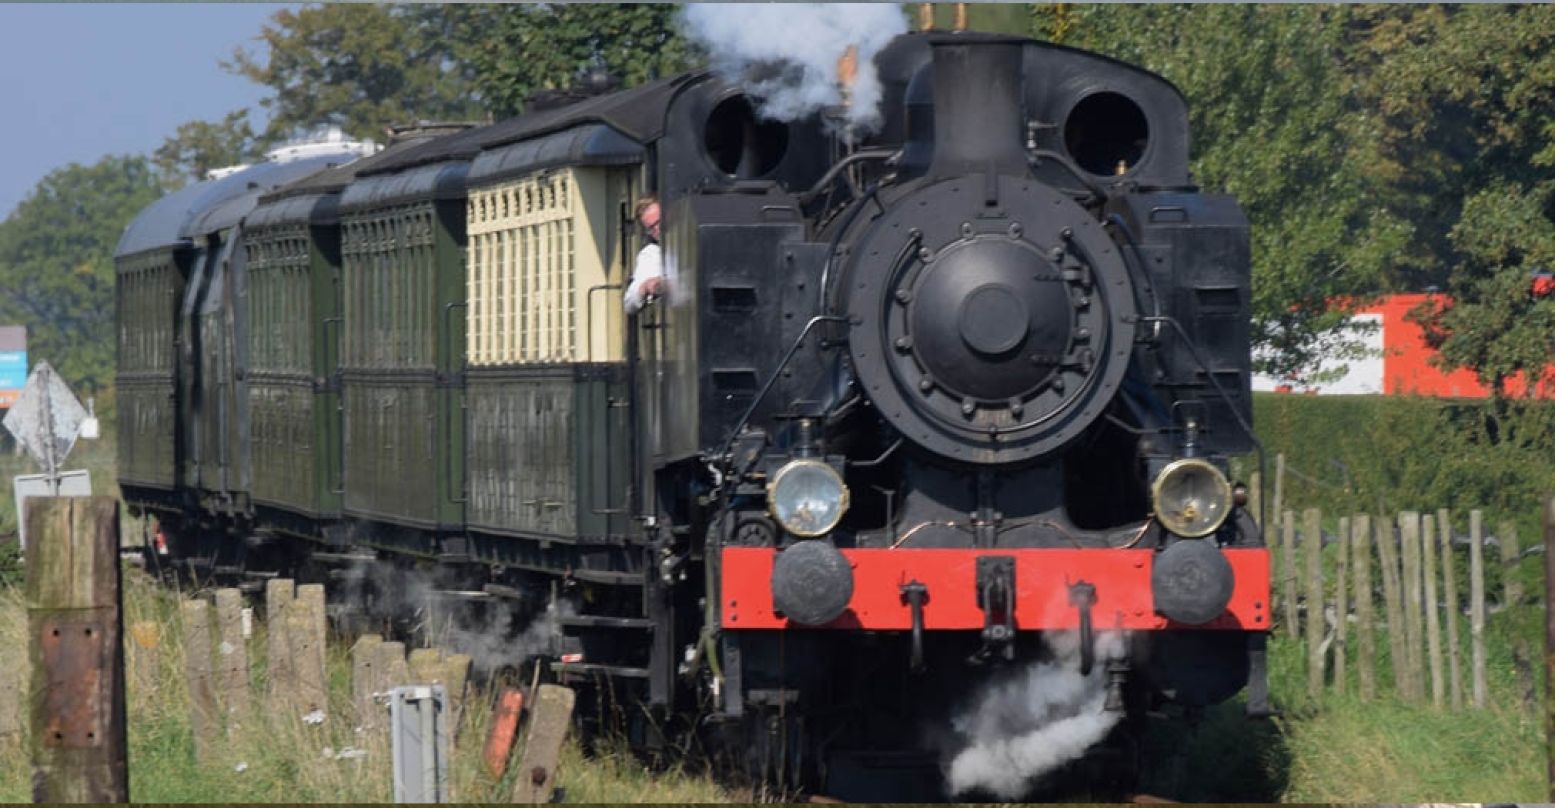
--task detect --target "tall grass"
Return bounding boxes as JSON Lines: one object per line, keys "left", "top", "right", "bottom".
{"left": 0, "top": 569, "right": 729, "bottom": 803}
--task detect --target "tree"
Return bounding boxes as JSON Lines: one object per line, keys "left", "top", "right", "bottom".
{"left": 1037, "top": 5, "right": 1408, "bottom": 381}
{"left": 153, "top": 109, "right": 265, "bottom": 190}
{"left": 225, "top": 5, "right": 483, "bottom": 143}
{"left": 1350, "top": 7, "right": 1555, "bottom": 400}
{"left": 0, "top": 155, "right": 164, "bottom": 392}
{"left": 446, "top": 4, "right": 693, "bottom": 118}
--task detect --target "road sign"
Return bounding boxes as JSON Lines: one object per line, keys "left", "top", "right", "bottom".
{"left": 2, "top": 361, "right": 88, "bottom": 482}
{"left": 0, "top": 325, "right": 24, "bottom": 409}
{"left": 12, "top": 470, "right": 92, "bottom": 551}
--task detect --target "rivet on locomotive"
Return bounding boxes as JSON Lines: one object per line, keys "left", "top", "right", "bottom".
{"left": 115, "top": 28, "right": 1267, "bottom": 801}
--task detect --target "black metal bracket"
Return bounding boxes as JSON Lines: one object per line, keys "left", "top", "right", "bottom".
{"left": 974, "top": 556, "right": 1016, "bottom": 662}
{"left": 1245, "top": 631, "right": 1275, "bottom": 718}
{"left": 1069, "top": 580, "right": 1097, "bottom": 675}
{"left": 900, "top": 580, "right": 928, "bottom": 673}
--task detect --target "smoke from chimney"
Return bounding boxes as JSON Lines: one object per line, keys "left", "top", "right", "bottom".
{"left": 681, "top": 4, "right": 908, "bottom": 132}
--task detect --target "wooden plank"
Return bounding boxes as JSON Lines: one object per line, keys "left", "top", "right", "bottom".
{"left": 1373, "top": 513, "right": 1408, "bottom": 697}
{"left": 1438, "top": 507, "right": 1464, "bottom": 709}
{"left": 1333, "top": 516, "right": 1349, "bottom": 696}
{"left": 1303, "top": 508, "right": 1324, "bottom": 701}
{"left": 1469, "top": 509, "right": 1487, "bottom": 707}
{"left": 182, "top": 598, "right": 218, "bottom": 763}
{"left": 1352, "top": 514, "right": 1376, "bottom": 700}
{"left": 213, "top": 588, "right": 250, "bottom": 725}
{"left": 1498, "top": 520, "right": 1522, "bottom": 608}
{"left": 265, "top": 578, "right": 295, "bottom": 702}
{"left": 512, "top": 684, "right": 576, "bottom": 804}
{"left": 1421, "top": 514, "right": 1444, "bottom": 708}
{"left": 1398, "top": 511, "right": 1424, "bottom": 702}
{"left": 351, "top": 634, "right": 384, "bottom": 729}
{"left": 1271, "top": 453, "right": 1285, "bottom": 540}
{"left": 25, "top": 497, "right": 128, "bottom": 802}
{"left": 1280, "top": 509, "right": 1298, "bottom": 639}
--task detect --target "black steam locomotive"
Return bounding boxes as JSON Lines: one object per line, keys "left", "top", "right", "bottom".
{"left": 116, "top": 29, "right": 1268, "bottom": 799}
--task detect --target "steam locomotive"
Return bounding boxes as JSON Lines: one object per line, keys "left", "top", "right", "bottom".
{"left": 116, "top": 29, "right": 1268, "bottom": 800}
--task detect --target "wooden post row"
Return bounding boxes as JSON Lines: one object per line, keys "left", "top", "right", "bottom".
{"left": 1438, "top": 508, "right": 1464, "bottom": 710}
{"left": 1281, "top": 509, "right": 1298, "bottom": 640}
{"left": 182, "top": 599, "right": 219, "bottom": 763}
{"left": 1421, "top": 514, "right": 1444, "bottom": 708}
{"left": 1373, "top": 513, "right": 1408, "bottom": 698}
{"left": 1333, "top": 516, "right": 1349, "bottom": 696}
{"left": 25, "top": 497, "right": 129, "bottom": 803}
{"left": 1303, "top": 508, "right": 1324, "bottom": 701}
{"left": 1542, "top": 495, "right": 1555, "bottom": 800}
{"left": 1398, "top": 511, "right": 1425, "bottom": 702}
{"left": 214, "top": 588, "right": 250, "bottom": 725}
{"left": 1498, "top": 520, "right": 1522, "bottom": 608}
{"left": 1469, "top": 510, "right": 1487, "bottom": 708}
{"left": 1352, "top": 514, "right": 1376, "bottom": 700}
{"left": 265, "top": 578, "right": 295, "bottom": 703}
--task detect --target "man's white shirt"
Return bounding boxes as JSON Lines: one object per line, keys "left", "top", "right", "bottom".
{"left": 624, "top": 242, "right": 663, "bottom": 314}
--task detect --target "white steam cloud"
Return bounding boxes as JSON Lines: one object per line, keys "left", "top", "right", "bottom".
{"left": 945, "top": 630, "right": 1129, "bottom": 799}
{"left": 682, "top": 3, "right": 908, "bottom": 132}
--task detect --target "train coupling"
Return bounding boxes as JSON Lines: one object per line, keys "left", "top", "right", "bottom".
{"left": 972, "top": 556, "right": 1016, "bottom": 663}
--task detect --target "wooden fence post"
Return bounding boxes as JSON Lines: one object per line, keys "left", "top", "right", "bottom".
{"left": 127, "top": 620, "right": 161, "bottom": 708}
{"left": 1498, "top": 520, "right": 1522, "bottom": 608}
{"left": 265, "top": 578, "right": 295, "bottom": 703}
{"left": 1373, "top": 513, "right": 1408, "bottom": 697}
{"left": 1398, "top": 511, "right": 1424, "bottom": 702}
{"left": 1303, "top": 508, "right": 1324, "bottom": 700}
{"left": 409, "top": 648, "right": 443, "bottom": 686}
{"left": 24, "top": 497, "right": 128, "bottom": 802}
{"left": 1469, "top": 509, "right": 1487, "bottom": 708}
{"left": 1439, "top": 508, "right": 1464, "bottom": 710}
{"left": 1333, "top": 516, "right": 1349, "bottom": 695}
{"left": 296, "top": 583, "right": 328, "bottom": 652}
{"left": 512, "top": 685, "right": 577, "bottom": 804}
{"left": 287, "top": 596, "right": 327, "bottom": 720}
{"left": 1248, "top": 469, "right": 1263, "bottom": 529}
{"left": 351, "top": 634, "right": 384, "bottom": 728}
{"left": 213, "top": 588, "right": 250, "bottom": 725}
{"left": 1281, "top": 510, "right": 1298, "bottom": 639}
{"left": 1272, "top": 453, "right": 1285, "bottom": 537}
{"left": 1542, "top": 495, "right": 1555, "bottom": 799}
{"left": 1422, "top": 514, "right": 1444, "bottom": 708}
{"left": 1352, "top": 514, "right": 1375, "bottom": 700}
{"left": 181, "top": 598, "right": 219, "bottom": 763}
{"left": 442, "top": 653, "right": 472, "bottom": 735}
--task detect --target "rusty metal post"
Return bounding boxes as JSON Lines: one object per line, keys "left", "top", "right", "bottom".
{"left": 25, "top": 496, "right": 128, "bottom": 802}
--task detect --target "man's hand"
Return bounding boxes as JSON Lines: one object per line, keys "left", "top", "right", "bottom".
{"left": 642, "top": 276, "right": 665, "bottom": 297}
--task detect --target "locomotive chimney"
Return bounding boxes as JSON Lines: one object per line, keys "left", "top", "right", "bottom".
{"left": 926, "top": 34, "right": 1028, "bottom": 180}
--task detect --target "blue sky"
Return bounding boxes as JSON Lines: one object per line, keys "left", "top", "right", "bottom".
{"left": 0, "top": 3, "right": 292, "bottom": 218}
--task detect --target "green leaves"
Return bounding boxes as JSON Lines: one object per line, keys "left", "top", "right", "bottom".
{"left": 0, "top": 156, "right": 163, "bottom": 392}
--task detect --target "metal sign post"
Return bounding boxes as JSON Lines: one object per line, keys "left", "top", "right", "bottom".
{"left": 390, "top": 685, "right": 449, "bottom": 803}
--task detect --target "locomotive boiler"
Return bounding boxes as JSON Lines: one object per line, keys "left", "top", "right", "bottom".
{"left": 115, "top": 27, "right": 1268, "bottom": 801}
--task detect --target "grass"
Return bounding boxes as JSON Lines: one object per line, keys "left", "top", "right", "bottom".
{"left": 0, "top": 569, "right": 730, "bottom": 803}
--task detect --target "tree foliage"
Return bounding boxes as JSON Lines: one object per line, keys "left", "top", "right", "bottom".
{"left": 153, "top": 109, "right": 265, "bottom": 190}
{"left": 1038, "top": 5, "right": 1408, "bottom": 380}
{"left": 446, "top": 4, "right": 693, "bottom": 118}
{"left": 224, "top": 4, "right": 483, "bottom": 143}
{"left": 0, "top": 156, "right": 164, "bottom": 391}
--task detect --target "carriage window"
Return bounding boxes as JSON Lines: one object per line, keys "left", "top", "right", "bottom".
{"left": 466, "top": 167, "right": 624, "bottom": 366}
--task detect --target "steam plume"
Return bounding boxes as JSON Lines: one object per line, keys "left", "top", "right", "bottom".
{"left": 945, "top": 630, "right": 1128, "bottom": 799}
{"left": 681, "top": 4, "right": 907, "bottom": 132}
